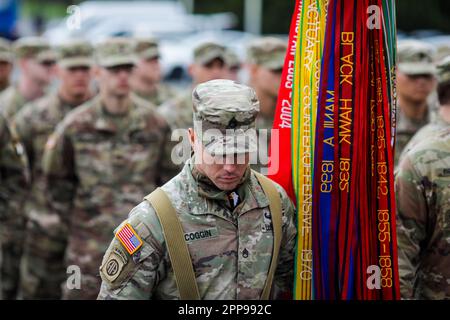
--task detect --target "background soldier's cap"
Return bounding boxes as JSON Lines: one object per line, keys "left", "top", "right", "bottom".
{"left": 436, "top": 55, "right": 450, "bottom": 84}
{"left": 95, "top": 37, "right": 137, "bottom": 67}
{"left": 135, "top": 37, "right": 160, "bottom": 60}
{"left": 397, "top": 40, "right": 437, "bottom": 75}
{"left": 57, "top": 39, "right": 94, "bottom": 68}
{"left": 0, "top": 38, "right": 13, "bottom": 63}
{"left": 246, "top": 36, "right": 287, "bottom": 71}
{"left": 13, "top": 37, "right": 56, "bottom": 62}
{"left": 224, "top": 48, "right": 241, "bottom": 69}
{"left": 192, "top": 79, "right": 260, "bottom": 155}
{"left": 193, "top": 42, "right": 226, "bottom": 65}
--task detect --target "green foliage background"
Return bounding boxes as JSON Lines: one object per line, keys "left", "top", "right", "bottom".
{"left": 21, "top": 0, "right": 450, "bottom": 35}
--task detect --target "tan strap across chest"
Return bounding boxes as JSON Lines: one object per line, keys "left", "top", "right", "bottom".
{"left": 144, "top": 172, "right": 282, "bottom": 300}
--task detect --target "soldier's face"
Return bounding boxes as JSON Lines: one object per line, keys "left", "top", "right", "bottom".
{"left": 134, "top": 57, "right": 161, "bottom": 83}
{"left": 190, "top": 58, "right": 227, "bottom": 85}
{"left": 190, "top": 129, "right": 249, "bottom": 191}
{"left": 23, "top": 58, "right": 56, "bottom": 85}
{"left": 97, "top": 64, "right": 134, "bottom": 97}
{"left": 0, "top": 61, "right": 12, "bottom": 83}
{"left": 397, "top": 71, "right": 436, "bottom": 103}
{"left": 58, "top": 65, "right": 92, "bottom": 97}
{"left": 250, "top": 65, "right": 282, "bottom": 98}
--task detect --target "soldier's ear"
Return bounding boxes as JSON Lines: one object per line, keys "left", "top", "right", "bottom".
{"left": 188, "top": 64, "right": 195, "bottom": 78}
{"left": 19, "top": 58, "right": 29, "bottom": 73}
{"left": 247, "top": 63, "right": 258, "bottom": 77}
{"left": 188, "top": 128, "right": 195, "bottom": 146}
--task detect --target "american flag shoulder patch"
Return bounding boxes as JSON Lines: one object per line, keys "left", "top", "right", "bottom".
{"left": 115, "top": 223, "right": 143, "bottom": 255}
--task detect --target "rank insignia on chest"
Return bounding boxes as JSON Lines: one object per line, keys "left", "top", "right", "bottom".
{"left": 115, "top": 223, "right": 143, "bottom": 255}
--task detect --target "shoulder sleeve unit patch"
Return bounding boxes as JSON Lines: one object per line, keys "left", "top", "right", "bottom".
{"left": 115, "top": 223, "right": 143, "bottom": 255}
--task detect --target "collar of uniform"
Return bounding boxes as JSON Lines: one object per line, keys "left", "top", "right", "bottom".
{"left": 180, "top": 157, "right": 270, "bottom": 220}
{"left": 397, "top": 103, "right": 430, "bottom": 130}
{"left": 92, "top": 96, "right": 145, "bottom": 133}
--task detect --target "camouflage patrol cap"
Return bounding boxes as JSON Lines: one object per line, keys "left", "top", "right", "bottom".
{"left": 13, "top": 37, "right": 56, "bottom": 62}
{"left": 436, "top": 55, "right": 450, "bottom": 84}
{"left": 0, "top": 38, "right": 13, "bottom": 63}
{"left": 224, "top": 48, "right": 241, "bottom": 69}
{"left": 193, "top": 42, "right": 226, "bottom": 65}
{"left": 95, "top": 37, "right": 137, "bottom": 68}
{"left": 246, "top": 37, "right": 287, "bottom": 71}
{"left": 135, "top": 37, "right": 160, "bottom": 60}
{"left": 397, "top": 40, "right": 436, "bottom": 75}
{"left": 192, "top": 79, "right": 259, "bottom": 155}
{"left": 57, "top": 39, "right": 94, "bottom": 68}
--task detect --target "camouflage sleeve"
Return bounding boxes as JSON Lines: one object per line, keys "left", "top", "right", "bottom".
{"left": 97, "top": 201, "right": 168, "bottom": 300}
{"left": 42, "top": 124, "right": 77, "bottom": 220}
{"left": 0, "top": 115, "right": 28, "bottom": 299}
{"left": 272, "top": 184, "right": 297, "bottom": 299}
{"left": 395, "top": 155, "right": 429, "bottom": 299}
{"left": 13, "top": 104, "right": 35, "bottom": 173}
{"left": 0, "top": 115, "right": 28, "bottom": 220}
{"left": 34, "top": 124, "right": 77, "bottom": 288}
{"left": 156, "top": 119, "right": 182, "bottom": 184}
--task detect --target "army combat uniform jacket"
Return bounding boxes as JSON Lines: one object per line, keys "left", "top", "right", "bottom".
{"left": 13, "top": 93, "right": 90, "bottom": 299}
{"left": 396, "top": 127, "right": 450, "bottom": 299}
{"left": 98, "top": 158, "right": 297, "bottom": 300}
{"left": 0, "top": 113, "right": 28, "bottom": 299}
{"left": 41, "top": 94, "right": 178, "bottom": 299}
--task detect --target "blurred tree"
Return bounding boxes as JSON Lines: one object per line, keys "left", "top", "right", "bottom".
{"left": 396, "top": 0, "right": 450, "bottom": 34}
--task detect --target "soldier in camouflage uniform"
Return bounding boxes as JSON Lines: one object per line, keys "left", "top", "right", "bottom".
{"left": 158, "top": 42, "right": 228, "bottom": 132}
{"left": 245, "top": 37, "right": 286, "bottom": 174}
{"left": 0, "top": 113, "right": 28, "bottom": 299}
{"left": 39, "top": 37, "right": 178, "bottom": 300}
{"left": 395, "top": 125, "right": 450, "bottom": 299}
{"left": 399, "top": 55, "right": 450, "bottom": 163}
{"left": 13, "top": 39, "right": 95, "bottom": 299}
{"left": 395, "top": 40, "right": 437, "bottom": 166}
{"left": 130, "top": 37, "right": 177, "bottom": 107}
{"left": 0, "top": 38, "right": 13, "bottom": 94}
{"left": 0, "top": 37, "right": 56, "bottom": 121}
{"left": 98, "top": 79, "right": 297, "bottom": 300}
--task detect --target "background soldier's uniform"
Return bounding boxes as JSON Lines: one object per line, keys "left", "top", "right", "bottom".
{"left": 133, "top": 38, "right": 177, "bottom": 106}
{"left": 399, "top": 55, "right": 450, "bottom": 164}
{"left": 14, "top": 40, "right": 94, "bottom": 299}
{"left": 0, "top": 114, "right": 28, "bottom": 299}
{"left": 396, "top": 127, "right": 450, "bottom": 299}
{"left": 395, "top": 40, "right": 437, "bottom": 165}
{"left": 0, "top": 38, "right": 13, "bottom": 94}
{"left": 40, "top": 38, "right": 178, "bottom": 300}
{"left": 98, "top": 79, "right": 297, "bottom": 300}
{"left": 0, "top": 37, "right": 56, "bottom": 121}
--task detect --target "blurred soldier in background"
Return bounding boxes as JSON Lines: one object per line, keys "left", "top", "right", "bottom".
{"left": 0, "top": 113, "right": 28, "bottom": 300}
{"left": 39, "top": 37, "right": 177, "bottom": 299}
{"left": 395, "top": 40, "right": 437, "bottom": 166}
{"left": 396, "top": 55, "right": 450, "bottom": 300}
{"left": 245, "top": 37, "right": 286, "bottom": 173}
{"left": 0, "top": 38, "right": 13, "bottom": 94}
{"left": 224, "top": 48, "right": 242, "bottom": 82}
{"left": 130, "top": 37, "right": 177, "bottom": 106}
{"left": 158, "top": 42, "right": 228, "bottom": 131}
{"left": 396, "top": 127, "right": 450, "bottom": 299}
{"left": 14, "top": 39, "right": 95, "bottom": 300}
{"left": 246, "top": 37, "right": 286, "bottom": 133}
{"left": 399, "top": 55, "right": 450, "bottom": 161}
{"left": 0, "top": 37, "right": 56, "bottom": 121}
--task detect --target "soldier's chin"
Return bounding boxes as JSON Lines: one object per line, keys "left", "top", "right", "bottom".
{"left": 214, "top": 178, "right": 239, "bottom": 191}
